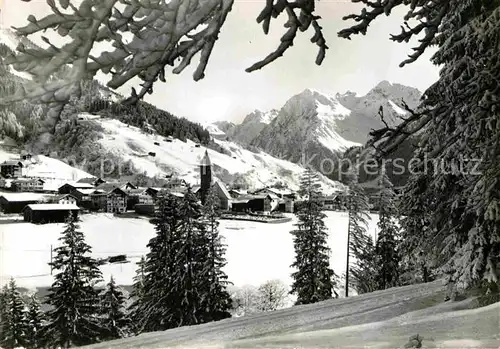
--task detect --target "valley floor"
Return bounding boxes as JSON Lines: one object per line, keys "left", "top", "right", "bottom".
{"left": 82, "top": 280, "right": 500, "bottom": 349}
{"left": 0, "top": 211, "right": 378, "bottom": 291}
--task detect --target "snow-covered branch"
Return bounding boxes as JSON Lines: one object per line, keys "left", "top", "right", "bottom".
{"left": 246, "top": 0, "right": 328, "bottom": 72}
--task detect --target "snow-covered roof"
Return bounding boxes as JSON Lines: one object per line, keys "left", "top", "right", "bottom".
{"left": 12, "top": 178, "right": 45, "bottom": 184}
{"left": 0, "top": 193, "right": 48, "bottom": 202}
{"left": 74, "top": 188, "right": 96, "bottom": 195}
{"left": 76, "top": 177, "right": 99, "bottom": 184}
{"left": 60, "top": 182, "right": 95, "bottom": 189}
{"left": 52, "top": 194, "right": 77, "bottom": 201}
{"left": 213, "top": 180, "right": 231, "bottom": 200}
{"left": 1, "top": 160, "right": 23, "bottom": 166}
{"left": 25, "top": 204, "right": 80, "bottom": 211}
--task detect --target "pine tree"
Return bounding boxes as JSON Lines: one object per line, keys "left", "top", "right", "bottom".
{"left": 344, "top": 164, "right": 377, "bottom": 295}
{"left": 374, "top": 165, "right": 401, "bottom": 290}
{"left": 128, "top": 256, "right": 146, "bottom": 334}
{"left": 100, "top": 276, "right": 130, "bottom": 340}
{"left": 4, "top": 0, "right": 326, "bottom": 147}
{"left": 25, "top": 295, "right": 45, "bottom": 349}
{"left": 200, "top": 187, "right": 232, "bottom": 322}
{"left": 0, "top": 284, "right": 8, "bottom": 345}
{"left": 1, "top": 278, "right": 27, "bottom": 349}
{"left": 40, "top": 213, "right": 104, "bottom": 348}
{"left": 398, "top": 159, "right": 437, "bottom": 286}
{"left": 175, "top": 188, "right": 209, "bottom": 326}
{"left": 290, "top": 168, "right": 335, "bottom": 305}
{"left": 339, "top": 1, "right": 500, "bottom": 294}
{"left": 137, "top": 192, "right": 185, "bottom": 332}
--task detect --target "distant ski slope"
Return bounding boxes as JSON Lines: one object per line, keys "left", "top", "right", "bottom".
{"left": 93, "top": 116, "right": 344, "bottom": 192}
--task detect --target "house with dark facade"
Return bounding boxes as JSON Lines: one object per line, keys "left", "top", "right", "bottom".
{"left": 90, "top": 186, "right": 128, "bottom": 213}
{"left": 126, "top": 188, "right": 151, "bottom": 210}
{"left": 231, "top": 194, "right": 274, "bottom": 213}
{"left": 0, "top": 193, "right": 46, "bottom": 213}
{"left": 0, "top": 161, "right": 25, "bottom": 178}
{"left": 23, "top": 204, "right": 80, "bottom": 224}
{"left": 252, "top": 187, "right": 296, "bottom": 200}
{"left": 11, "top": 178, "right": 45, "bottom": 192}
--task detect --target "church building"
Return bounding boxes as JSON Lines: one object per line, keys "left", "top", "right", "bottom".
{"left": 199, "top": 150, "right": 231, "bottom": 210}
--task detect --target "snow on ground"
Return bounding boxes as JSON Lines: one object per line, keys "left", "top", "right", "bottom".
{"left": 388, "top": 100, "right": 407, "bottom": 116}
{"left": 94, "top": 117, "right": 343, "bottom": 192}
{"left": 82, "top": 280, "right": 500, "bottom": 349}
{"left": 0, "top": 211, "right": 378, "bottom": 290}
{"left": 314, "top": 100, "right": 361, "bottom": 152}
{"left": 0, "top": 148, "right": 93, "bottom": 191}
{"left": 203, "top": 123, "right": 226, "bottom": 136}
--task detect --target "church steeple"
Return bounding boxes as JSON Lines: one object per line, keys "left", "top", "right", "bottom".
{"left": 200, "top": 150, "right": 212, "bottom": 204}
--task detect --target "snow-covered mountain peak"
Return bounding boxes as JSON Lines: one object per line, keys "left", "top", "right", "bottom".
{"left": 242, "top": 109, "right": 278, "bottom": 125}
{"left": 364, "top": 80, "right": 421, "bottom": 105}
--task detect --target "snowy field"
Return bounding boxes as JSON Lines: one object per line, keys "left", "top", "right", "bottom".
{"left": 82, "top": 280, "right": 500, "bottom": 349}
{"left": 0, "top": 211, "right": 378, "bottom": 291}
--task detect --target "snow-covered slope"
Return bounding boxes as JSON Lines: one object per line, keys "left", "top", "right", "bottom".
{"left": 81, "top": 280, "right": 499, "bottom": 349}
{"left": 334, "top": 80, "right": 422, "bottom": 143}
{"left": 0, "top": 148, "right": 93, "bottom": 190}
{"left": 93, "top": 117, "right": 343, "bottom": 192}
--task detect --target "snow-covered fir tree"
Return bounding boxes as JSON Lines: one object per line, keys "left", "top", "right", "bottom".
{"left": 374, "top": 165, "right": 401, "bottom": 290}
{"left": 339, "top": 0, "right": 500, "bottom": 294}
{"left": 398, "top": 158, "right": 436, "bottom": 286}
{"left": 2, "top": 0, "right": 324, "bottom": 147}
{"left": 136, "top": 192, "right": 183, "bottom": 332}
{"left": 0, "top": 278, "right": 27, "bottom": 349}
{"left": 40, "top": 214, "right": 104, "bottom": 348}
{"left": 344, "top": 164, "right": 377, "bottom": 295}
{"left": 175, "top": 188, "right": 212, "bottom": 326}
{"left": 200, "top": 187, "right": 232, "bottom": 322}
{"left": 0, "top": 284, "right": 8, "bottom": 345}
{"left": 127, "top": 256, "right": 146, "bottom": 334}
{"left": 25, "top": 295, "right": 46, "bottom": 349}
{"left": 290, "top": 168, "right": 336, "bottom": 305}
{"left": 100, "top": 276, "right": 131, "bottom": 340}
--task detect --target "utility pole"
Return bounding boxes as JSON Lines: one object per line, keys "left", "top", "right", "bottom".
{"left": 50, "top": 245, "right": 53, "bottom": 275}
{"left": 345, "top": 194, "right": 351, "bottom": 297}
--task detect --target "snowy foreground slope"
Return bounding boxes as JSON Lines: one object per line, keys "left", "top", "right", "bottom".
{"left": 93, "top": 117, "right": 343, "bottom": 192}
{"left": 83, "top": 281, "right": 499, "bottom": 349}
{"left": 0, "top": 211, "right": 375, "bottom": 290}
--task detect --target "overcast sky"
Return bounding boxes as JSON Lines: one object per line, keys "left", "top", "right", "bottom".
{"left": 1, "top": 0, "right": 440, "bottom": 124}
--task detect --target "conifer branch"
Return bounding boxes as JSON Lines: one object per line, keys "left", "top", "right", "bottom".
{"left": 246, "top": 0, "right": 327, "bottom": 72}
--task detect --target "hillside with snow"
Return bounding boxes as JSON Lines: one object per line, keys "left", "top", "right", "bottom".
{"left": 0, "top": 147, "right": 93, "bottom": 190}
{"left": 81, "top": 280, "right": 499, "bottom": 349}
{"left": 90, "top": 115, "right": 344, "bottom": 192}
